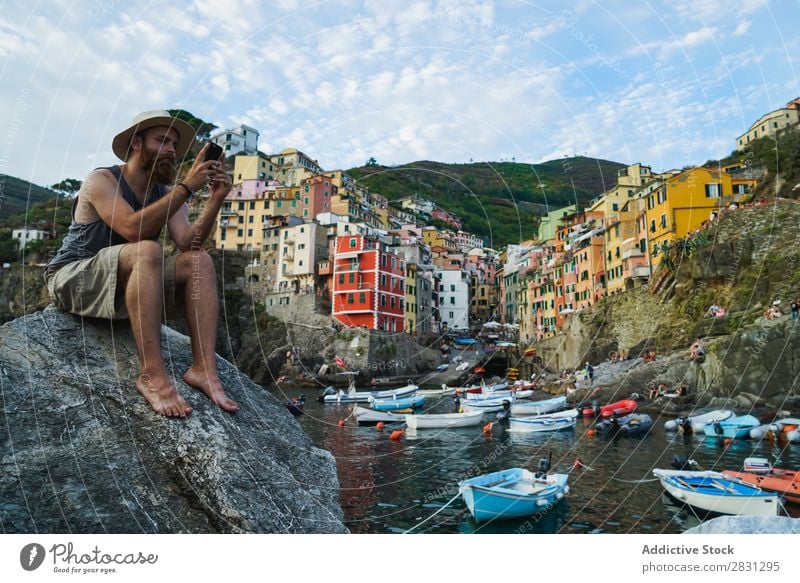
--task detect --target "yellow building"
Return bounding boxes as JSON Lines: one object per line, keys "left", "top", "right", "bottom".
{"left": 592, "top": 164, "right": 655, "bottom": 295}
{"left": 404, "top": 263, "right": 418, "bottom": 335}
{"left": 646, "top": 167, "right": 757, "bottom": 265}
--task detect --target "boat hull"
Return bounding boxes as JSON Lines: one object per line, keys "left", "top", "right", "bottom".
{"left": 459, "top": 468, "right": 568, "bottom": 523}
{"left": 370, "top": 395, "right": 426, "bottom": 411}
{"left": 353, "top": 406, "right": 406, "bottom": 425}
{"left": 664, "top": 409, "right": 734, "bottom": 431}
{"left": 405, "top": 410, "right": 485, "bottom": 429}
{"left": 723, "top": 470, "right": 800, "bottom": 505}
{"left": 703, "top": 415, "right": 760, "bottom": 439}
{"left": 508, "top": 416, "right": 576, "bottom": 433}
{"left": 510, "top": 397, "right": 567, "bottom": 416}
{"left": 654, "top": 470, "right": 778, "bottom": 516}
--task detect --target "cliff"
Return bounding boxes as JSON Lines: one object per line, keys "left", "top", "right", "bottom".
{"left": 0, "top": 308, "right": 347, "bottom": 533}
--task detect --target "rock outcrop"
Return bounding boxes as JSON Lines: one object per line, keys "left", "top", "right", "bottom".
{"left": 0, "top": 308, "right": 347, "bottom": 533}
{"left": 685, "top": 516, "right": 800, "bottom": 534}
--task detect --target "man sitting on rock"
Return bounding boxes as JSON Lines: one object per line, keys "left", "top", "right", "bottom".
{"left": 44, "top": 110, "right": 239, "bottom": 417}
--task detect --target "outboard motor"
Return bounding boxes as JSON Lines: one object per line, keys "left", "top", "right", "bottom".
{"left": 318, "top": 386, "right": 336, "bottom": 402}
{"left": 713, "top": 421, "right": 724, "bottom": 436}
{"left": 677, "top": 416, "right": 692, "bottom": 435}
{"left": 671, "top": 454, "right": 691, "bottom": 470}
{"left": 495, "top": 400, "right": 511, "bottom": 425}
{"left": 453, "top": 395, "right": 462, "bottom": 413}
{"left": 535, "top": 453, "right": 552, "bottom": 478}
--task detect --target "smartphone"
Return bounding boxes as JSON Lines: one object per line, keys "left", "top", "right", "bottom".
{"left": 204, "top": 142, "right": 224, "bottom": 163}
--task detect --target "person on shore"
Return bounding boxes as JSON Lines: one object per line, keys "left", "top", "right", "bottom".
{"left": 585, "top": 361, "right": 594, "bottom": 385}
{"left": 44, "top": 110, "right": 239, "bottom": 417}
{"left": 689, "top": 337, "right": 705, "bottom": 360}
{"left": 791, "top": 298, "right": 799, "bottom": 322}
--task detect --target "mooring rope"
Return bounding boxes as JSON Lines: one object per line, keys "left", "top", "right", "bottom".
{"left": 402, "top": 492, "right": 461, "bottom": 534}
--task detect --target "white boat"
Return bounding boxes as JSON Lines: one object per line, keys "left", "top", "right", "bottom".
{"left": 466, "top": 389, "right": 533, "bottom": 401}
{"left": 405, "top": 410, "right": 485, "bottom": 429}
{"left": 508, "top": 415, "right": 576, "bottom": 433}
{"left": 320, "top": 374, "right": 418, "bottom": 403}
{"left": 417, "top": 385, "right": 458, "bottom": 397}
{"left": 461, "top": 396, "right": 515, "bottom": 413}
{"left": 510, "top": 396, "right": 568, "bottom": 416}
{"left": 774, "top": 417, "right": 800, "bottom": 442}
{"left": 653, "top": 469, "right": 778, "bottom": 516}
{"left": 353, "top": 405, "right": 405, "bottom": 425}
{"left": 664, "top": 409, "right": 734, "bottom": 432}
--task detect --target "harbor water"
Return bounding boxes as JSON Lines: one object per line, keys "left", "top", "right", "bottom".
{"left": 274, "top": 386, "right": 800, "bottom": 534}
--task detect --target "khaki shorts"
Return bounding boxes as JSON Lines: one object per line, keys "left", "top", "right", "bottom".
{"left": 46, "top": 245, "right": 182, "bottom": 320}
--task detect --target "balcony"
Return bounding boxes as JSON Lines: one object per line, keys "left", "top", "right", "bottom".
{"left": 632, "top": 265, "right": 650, "bottom": 279}
{"left": 317, "top": 260, "right": 332, "bottom": 276}
{"left": 220, "top": 209, "right": 239, "bottom": 218}
{"left": 622, "top": 248, "right": 644, "bottom": 260}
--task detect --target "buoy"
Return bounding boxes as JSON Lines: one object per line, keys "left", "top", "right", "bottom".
{"left": 587, "top": 429, "right": 596, "bottom": 437}
{"left": 723, "top": 438, "right": 732, "bottom": 445}
{"left": 338, "top": 419, "right": 346, "bottom": 428}
{"left": 482, "top": 422, "right": 493, "bottom": 435}
{"left": 376, "top": 422, "right": 385, "bottom": 430}
{"left": 390, "top": 429, "right": 404, "bottom": 441}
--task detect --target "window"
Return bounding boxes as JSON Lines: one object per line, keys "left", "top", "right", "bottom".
{"left": 237, "top": 229, "right": 243, "bottom": 237}
{"left": 450, "top": 297, "right": 455, "bottom": 304}
{"left": 339, "top": 274, "right": 345, "bottom": 284}
{"left": 264, "top": 201, "right": 269, "bottom": 209}
{"left": 247, "top": 229, "right": 253, "bottom": 237}
{"left": 390, "top": 297, "right": 395, "bottom": 308}
{"left": 347, "top": 294, "right": 354, "bottom": 304}
{"left": 249, "top": 201, "right": 255, "bottom": 210}
{"left": 349, "top": 238, "right": 357, "bottom": 248}
{"left": 359, "top": 293, "right": 366, "bottom": 303}
{"left": 612, "top": 203, "right": 619, "bottom": 211}
{"left": 704, "top": 183, "right": 722, "bottom": 198}
{"left": 650, "top": 219, "right": 656, "bottom": 233}
{"left": 238, "top": 202, "right": 245, "bottom": 210}
{"left": 660, "top": 214, "right": 667, "bottom": 228}
{"left": 349, "top": 273, "right": 355, "bottom": 283}
{"left": 249, "top": 216, "right": 254, "bottom": 223}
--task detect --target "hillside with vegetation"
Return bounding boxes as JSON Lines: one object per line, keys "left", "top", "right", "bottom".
{"left": 348, "top": 156, "right": 625, "bottom": 247}
{"left": 0, "top": 174, "right": 59, "bottom": 217}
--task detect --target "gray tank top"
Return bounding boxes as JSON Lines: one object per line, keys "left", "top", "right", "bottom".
{"left": 45, "top": 166, "right": 168, "bottom": 277}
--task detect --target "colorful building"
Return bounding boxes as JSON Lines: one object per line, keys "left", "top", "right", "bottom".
{"left": 331, "top": 234, "right": 405, "bottom": 332}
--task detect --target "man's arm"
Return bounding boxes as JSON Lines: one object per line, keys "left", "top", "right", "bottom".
{"left": 168, "top": 160, "right": 233, "bottom": 251}
{"left": 84, "top": 147, "right": 215, "bottom": 242}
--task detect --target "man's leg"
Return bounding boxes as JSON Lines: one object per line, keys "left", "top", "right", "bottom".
{"left": 174, "top": 250, "right": 239, "bottom": 413}
{"left": 118, "top": 241, "right": 192, "bottom": 417}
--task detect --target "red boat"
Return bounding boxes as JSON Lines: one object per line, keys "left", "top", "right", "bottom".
{"left": 582, "top": 399, "right": 638, "bottom": 418}
{"left": 723, "top": 458, "right": 800, "bottom": 505}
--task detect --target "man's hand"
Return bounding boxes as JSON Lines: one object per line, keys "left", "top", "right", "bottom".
{"left": 182, "top": 143, "right": 220, "bottom": 192}
{"left": 208, "top": 151, "right": 232, "bottom": 203}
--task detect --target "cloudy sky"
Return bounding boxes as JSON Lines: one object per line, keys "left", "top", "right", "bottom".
{"left": 0, "top": 0, "right": 797, "bottom": 188}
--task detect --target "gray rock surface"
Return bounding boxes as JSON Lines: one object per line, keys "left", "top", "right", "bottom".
{"left": 0, "top": 308, "right": 347, "bottom": 533}
{"left": 685, "top": 516, "right": 800, "bottom": 534}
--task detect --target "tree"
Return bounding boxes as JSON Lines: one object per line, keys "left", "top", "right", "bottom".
{"left": 365, "top": 157, "right": 378, "bottom": 167}
{"left": 167, "top": 109, "right": 218, "bottom": 142}
{"left": 51, "top": 178, "right": 82, "bottom": 196}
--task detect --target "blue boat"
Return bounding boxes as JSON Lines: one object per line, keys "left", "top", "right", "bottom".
{"left": 653, "top": 469, "right": 778, "bottom": 516}
{"left": 459, "top": 461, "right": 569, "bottom": 523}
{"left": 369, "top": 395, "right": 426, "bottom": 411}
{"left": 703, "top": 414, "right": 760, "bottom": 439}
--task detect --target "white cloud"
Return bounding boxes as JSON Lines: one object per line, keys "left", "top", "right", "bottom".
{"left": 733, "top": 20, "right": 751, "bottom": 37}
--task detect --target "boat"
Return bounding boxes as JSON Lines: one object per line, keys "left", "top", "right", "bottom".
{"left": 435, "top": 363, "right": 449, "bottom": 372}
{"left": 284, "top": 395, "right": 305, "bottom": 416}
{"left": 703, "top": 414, "right": 760, "bottom": 439}
{"left": 722, "top": 457, "right": 800, "bottom": 505}
{"left": 454, "top": 337, "right": 479, "bottom": 346}
{"left": 582, "top": 399, "right": 638, "bottom": 418}
{"left": 653, "top": 469, "right": 779, "bottom": 516}
{"left": 774, "top": 417, "right": 800, "bottom": 442}
{"left": 664, "top": 409, "right": 734, "bottom": 432}
{"left": 595, "top": 413, "right": 653, "bottom": 436}
{"left": 319, "top": 373, "right": 418, "bottom": 403}
{"left": 353, "top": 405, "right": 406, "bottom": 426}
{"left": 459, "top": 381, "right": 510, "bottom": 395}
{"left": 369, "top": 394, "right": 426, "bottom": 412}
{"left": 508, "top": 415, "right": 576, "bottom": 433}
{"left": 405, "top": 410, "right": 485, "bottom": 429}
{"left": 461, "top": 396, "right": 515, "bottom": 413}
{"left": 510, "top": 396, "right": 567, "bottom": 416}
{"left": 417, "top": 385, "right": 458, "bottom": 397}
{"left": 465, "top": 389, "right": 534, "bottom": 401}
{"left": 459, "top": 458, "right": 569, "bottom": 523}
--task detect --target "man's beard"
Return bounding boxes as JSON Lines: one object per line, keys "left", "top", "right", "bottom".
{"left": 138, "top": 144, "right": 177, "bottom": 185}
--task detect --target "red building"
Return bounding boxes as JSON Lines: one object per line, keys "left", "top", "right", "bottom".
{"left": 332, "top": 234, "right": 405, "bottom": 331}
{"left": 299, "top": 175, "right": 337, "bottom": 220}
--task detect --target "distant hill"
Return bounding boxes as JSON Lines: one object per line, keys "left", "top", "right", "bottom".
{"left": 0, "top": 174, "right": 58, "bottom": 219}
{"left": 348, "top": 156, "right": 625, "bottom": 247}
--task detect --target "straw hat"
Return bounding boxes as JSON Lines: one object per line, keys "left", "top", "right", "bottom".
{"left": 111, "top": 110, "right": 196, "bottom": 161}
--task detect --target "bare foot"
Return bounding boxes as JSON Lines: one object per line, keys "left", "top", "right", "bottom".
{"left": 183, "top": 367, "right": 239, "bottom": 413}
{"left": 136, "top": 374, "right": 193, "bottom": 417}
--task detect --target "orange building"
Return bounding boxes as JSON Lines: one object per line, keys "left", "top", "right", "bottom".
{"left": 332, "top": 234, "right": 405, "bottom": 332}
